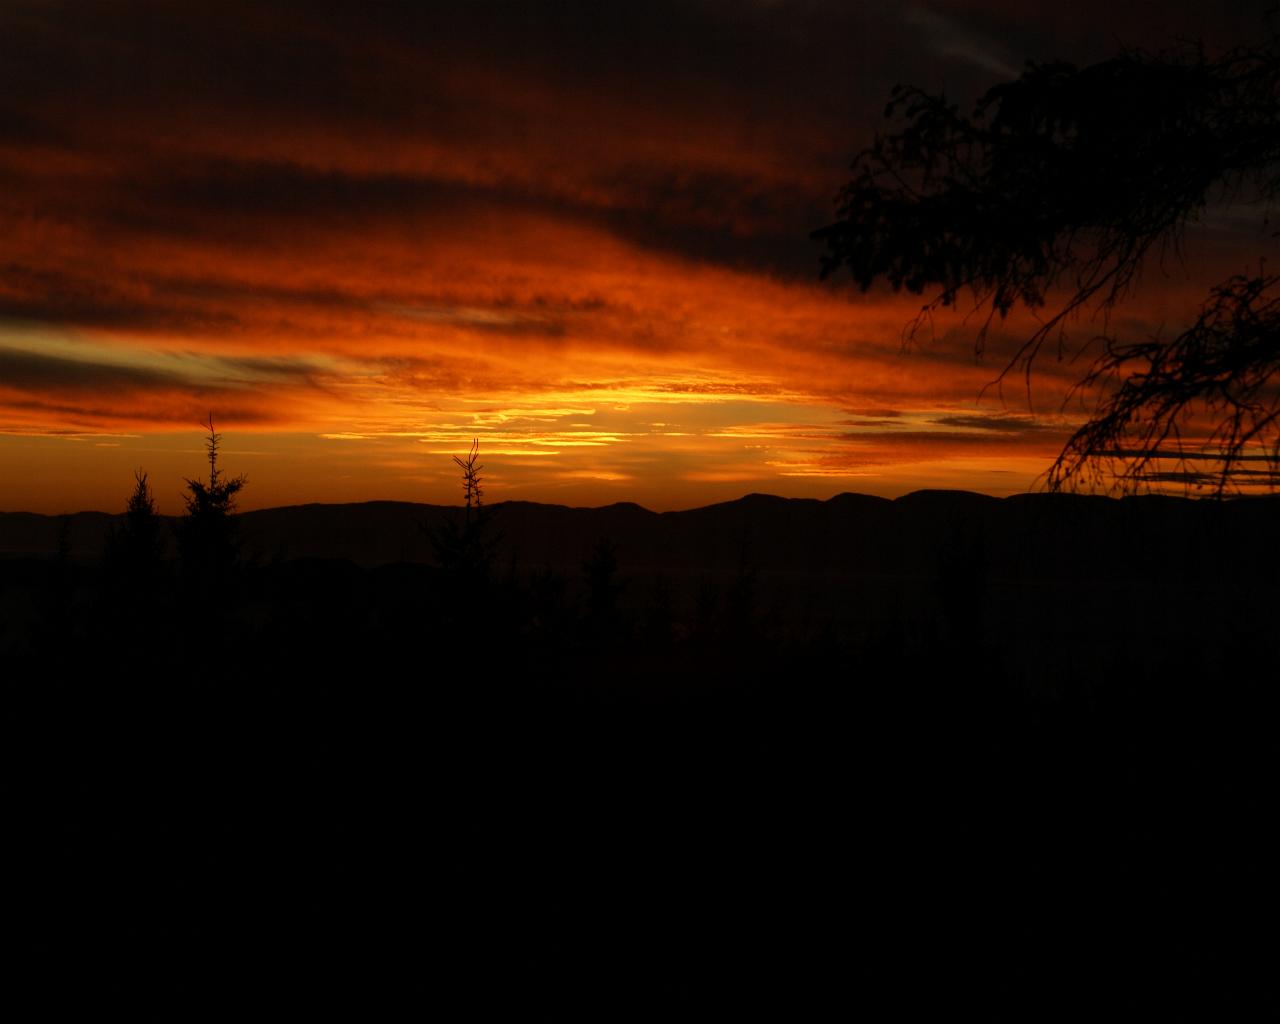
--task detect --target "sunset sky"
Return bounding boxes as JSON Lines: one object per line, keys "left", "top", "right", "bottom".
{"left": 2, "top": 1, "right": 1274, "bottom": 513}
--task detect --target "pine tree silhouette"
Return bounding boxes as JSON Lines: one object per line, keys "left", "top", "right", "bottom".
{"left": 430, "top": 438, "right": 499, "bottom": 593}
{"left": 180, "top": 416, "right": 246, "bottom": 597}
{"left": 104, "top": 469, "right": 165, "bottom": 596}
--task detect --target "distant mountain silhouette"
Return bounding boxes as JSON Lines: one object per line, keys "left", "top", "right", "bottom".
{"left": 5, "top": 489, "right": 1276, "bottom": 582}
{"left": 7, "top": 490, "right": 1275, "bottom": 695}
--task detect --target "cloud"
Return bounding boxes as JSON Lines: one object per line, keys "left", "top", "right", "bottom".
{"left": 902, "top": 4, "right": 1019, "bottom": 77}
{"left": 0, "top": 345, "right": 178, "bottom": 394}
{"left": 0, "top": 338, "right": 330, "bottom": 432}
{"left": 930, "top": 413, "right": 1057, "bottom": 433}
{"left": 1, "top": 0, "right": 1269, "bottom": 509}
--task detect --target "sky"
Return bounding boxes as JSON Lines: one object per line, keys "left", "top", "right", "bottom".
{"left": 1, "top": 0, "right": 1274, "bottom": 513}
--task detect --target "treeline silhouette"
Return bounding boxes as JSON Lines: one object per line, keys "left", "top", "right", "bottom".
{"left": 8, "top": 437, "right": 1278, "bottom": 1016}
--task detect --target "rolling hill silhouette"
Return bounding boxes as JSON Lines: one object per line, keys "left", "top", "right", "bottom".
{"left": 6, "top": 488, "right": 1276, "bottom": 575}
{"left": 6, "top": 489, "right": 1274, "bottom": 693}
{"left": 7, "top": 489, "right": 1277, "bottom": 1014}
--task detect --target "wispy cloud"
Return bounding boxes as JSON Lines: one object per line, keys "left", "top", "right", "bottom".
{"left": 902, "top": 4, "right": 1019, "bottom": 77}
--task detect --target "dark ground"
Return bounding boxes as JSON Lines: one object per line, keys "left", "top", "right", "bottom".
{"left": 6, "top": 491, "right": 1277, "bottom": 1017}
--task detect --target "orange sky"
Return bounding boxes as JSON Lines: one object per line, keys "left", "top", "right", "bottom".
{"left": 2, "top": 2, "right": 1273, "bottom": 513}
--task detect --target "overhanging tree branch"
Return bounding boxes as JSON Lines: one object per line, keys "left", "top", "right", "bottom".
{"left": 1050, "top": 273, "right": 1280, "bottom": 494}
{"left": 814, "top": 33, "right": 1280, "bottom": 492}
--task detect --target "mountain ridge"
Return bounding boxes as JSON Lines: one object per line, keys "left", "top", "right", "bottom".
{"left": 3, "top": 490, "right": 1276, "bottom": 581}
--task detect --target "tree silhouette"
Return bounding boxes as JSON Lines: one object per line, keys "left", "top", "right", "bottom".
{"left": 814, "top": 32, "right": 1280, "bottom": 493}
{"left": 430, "top": 438, "right": 498, "bottom": 595}
{"left": 104, "top": 469, "right": 165, "bottom": 594}
{"left": 582, "top": 537, "right": 623, "bottom": 631}
{"left": 180, "top": 415, "right": 246, "bottom": 594}
{"left": 454, "top": 438, "right": 484, "bottom": 517}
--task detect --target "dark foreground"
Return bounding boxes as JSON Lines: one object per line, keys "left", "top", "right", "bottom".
{"left": 7, "top": 492, "right": 1278, "bottom": 1017}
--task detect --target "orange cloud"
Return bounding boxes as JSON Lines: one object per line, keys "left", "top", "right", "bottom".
{"left": 2, "top": 2, "right": 1269, "bottom": 512}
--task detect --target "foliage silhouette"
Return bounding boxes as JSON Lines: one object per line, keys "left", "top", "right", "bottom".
{"left": 180, "top": 415, "right": 246, "bottom": 595}
{"left": 814, "top": 31, "right": 1280, "bottom": 493}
